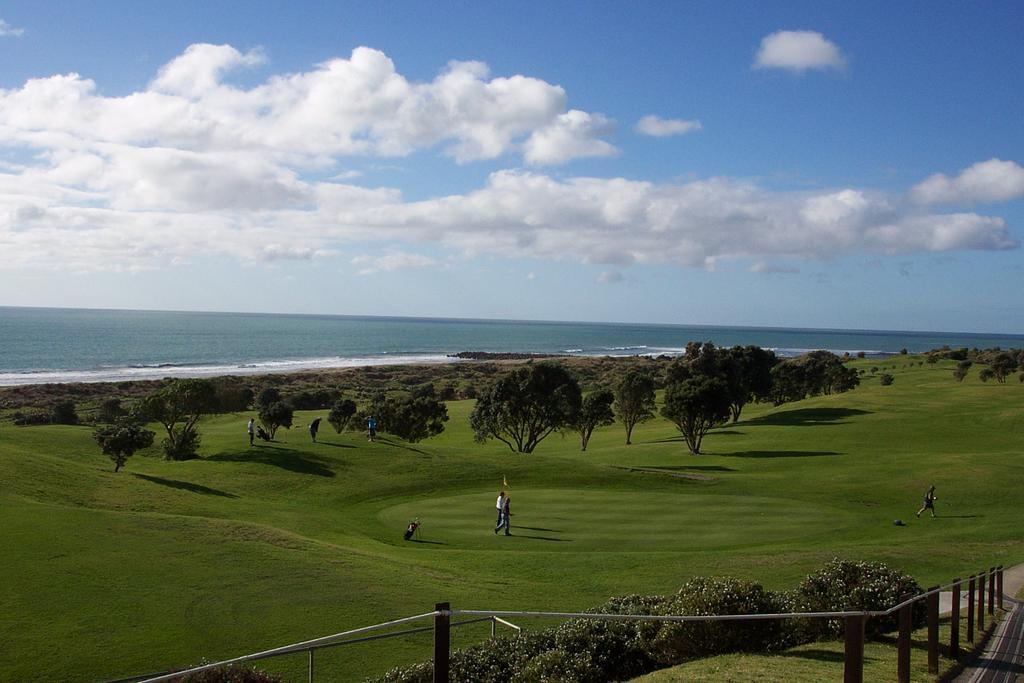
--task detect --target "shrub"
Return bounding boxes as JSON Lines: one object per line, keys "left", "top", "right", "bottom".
{"left": 51, "top": 399, "right": 79, "bottom": 424}
{"left": 95, "top": 398, "right": 126, "bottom": 424}
{"left": 174, "top": 663, "right": 285, "bottom": 682}
{"left": 258, "top": 401, "right": 294, "bottom": 439}
{"left": 287, "top": 389, "right": 335, "bottom": 410}
{"left": 651, "top": 576, "right": 792, "bottom": 663}
{"left": 794, "top": 559, "right": 925, "bottom": 638}
{"left": 327, "top": 398, "right": 358, "bottom": 433}
{"left": 12, "top": 410, "right": 52, "bottom": 426}
{"left": 212, "top": 382, "right": 254, "bottom": 413}
{"left": 879, "top": 373, "right": 894, "bottom": 386}
{"left": 370, "top": 560, "right": 922, "bottom": 683}
{"left": 162, "top": 427, "right": 201, "bottom": 461}
{"left": 513, "top": 648, "right": 603, "bottom": 682}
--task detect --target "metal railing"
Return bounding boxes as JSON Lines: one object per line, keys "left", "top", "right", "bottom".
{"left": 131, "top": 565, "right": 1006, "bottom": 683}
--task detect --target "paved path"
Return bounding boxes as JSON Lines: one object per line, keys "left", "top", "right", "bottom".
{"left": 957, "top": 597, "right": 1024, "bottom": 683}
{"left": 947, "top": 563, "right": 1024, "bottom": 683}
{"left": 940, "top": 564, "right": 1024, "bottom": 614}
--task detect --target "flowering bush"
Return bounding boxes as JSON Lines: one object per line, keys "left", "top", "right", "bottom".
{"left": 371, "top": 559, "right": 921, "bottom": 682}
{"left": 794, "top": 558, "right": 925, "bottom": 638}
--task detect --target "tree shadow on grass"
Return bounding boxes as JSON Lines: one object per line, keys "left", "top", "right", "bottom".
{"left": 744, "top": 408, "right": 872, "bottom": 427}
{"left": 206, "top": 449, "right": 335, "bottom": 477}
{"left": 720, "top": 450, "right": 841, "bottom": 459}
{"left": 641, "top": 465, "right": 736, "bottom": 473}
{"left": 776, "top": 649, "right": 846, "bottom": 664}
{"left": 374, "top": 437, "right": 429, "bottom": 456}
{"left": 133, "top": 473, "right": 238, "bottom": 498}
{"left": 317, "top": 441, "right": 355, "bottom": 449}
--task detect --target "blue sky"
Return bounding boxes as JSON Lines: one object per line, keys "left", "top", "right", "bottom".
{"left": 1, "top": 1, "right": 1022, "bottom": 332}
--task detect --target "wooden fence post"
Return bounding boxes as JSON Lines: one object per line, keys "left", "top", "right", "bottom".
{"left": 977, "top": 571, "right": 985, "bottom": 632}
{"left": 967, "top": 576, "right": 975, "bottom": 642}
{"left": 927, "top": 586, "right": 939, "bottom": 674}
{"left": 433, "top": 602, "right": 450, "bottom": 683}
{"left": 988, "top": 567, "right": 995, "bottom": 615}
{"left": 950, "top": 577, "right": 961, "bottom": 659}
{"left": 844, "top": 614, "right": 865, "bottom": 683}
{"left": 997, "top": 566, "right": 1004, "bottom": 610}
{"left": 897, "top": 596, "right": 912, "bottom": 683}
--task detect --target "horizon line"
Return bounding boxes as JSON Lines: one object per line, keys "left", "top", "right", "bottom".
{"left": 2, "top": 303, "right": 1024, "bottom": 340}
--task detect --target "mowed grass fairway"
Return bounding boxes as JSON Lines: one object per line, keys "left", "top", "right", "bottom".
{"left": 1, "top": 357, "right": 1022, "bottom": 681}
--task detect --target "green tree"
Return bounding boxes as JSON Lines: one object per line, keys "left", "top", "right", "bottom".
{"left": 136, "top": 379, "right": 218, "bottom": 460}
{"left": 661, "top": 375, "right": 731, "bottom": 455}
{"left": 769, "top": 351, "right": 859, "bottom": 405}
{"left": 978, "top": 367, "right": 995, "bottom": 383}
{"left": 376, "top": 384, "right": 449, "bottom": 442}
{"left": 93, "top": 421, "right": 155, "bottom": 472}
{"left": 990, "top": 352, "right": 1018, "bottom": 383}
{"left": 256, "top": 386, "right": 282, "bottom": 409}
{"left": 723, "top": 346, "right": 777, "bottom": 423}
{"left": 212, "top": 381, "right": 254, "bottom": 413}
{"left": 95, "top": 398, "right": 126, "bottom": 424}
{"left": 953, "top": 360, "right": 972, "bottom": 382}
{"left": 259, "top": 401, "right": 294, "bottom": 439}
{"left": 51, "top": 399, "right": 79, "bottom": 425}
{"left": 470, "top": 363, "right": 581, "bottom": 453}
{"left": 327, "top": 398, "right": 358, "bottom": 433}
{"left": 614, "top": 369, "right": 656, "bottom": 445}
{"left": 572, "top": 389, "right": 615, "bottom": 451}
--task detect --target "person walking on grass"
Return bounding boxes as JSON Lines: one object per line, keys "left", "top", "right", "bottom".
{"left": 247, "top": 418, "right": 255, "bottom": 446}
{"left": 493, "top": 491, "right": 505, "bottom": 533}
{"left": 367, "top": 415, "right": 377, "bottom": 442}
{"left": 498, "top": 496, "right": 512, "bottom": 536}
{"left": 917, "top": 485, "right": 937, "bottom": 518}
{"left": 309, "top": 417, "right": 321, "bottom": 443}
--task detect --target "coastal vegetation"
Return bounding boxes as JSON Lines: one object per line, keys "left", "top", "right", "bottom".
{"left": 0, "top": 349, "right": 1021, "bottom": 680}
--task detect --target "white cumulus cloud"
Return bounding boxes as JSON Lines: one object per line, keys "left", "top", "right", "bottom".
{"left": 754, "top": 30, "right": 846, "bottom": 72}
{"left": 910, "top": 158, "right": 1024, "bottom": 205}
{"left": 0, "top": 43, "right": 613, "bottom": 169}
{"left": 523, "top": 110, "right": 618, "bottom": 165}
{"left": 635, "top": 115, "right": 702, "bottom": 137}
{"left": 0, "top": 18, "right": 24, "bottom": 37}
{"left": 0, "top": 43, "right": 1018, "bottom": 275}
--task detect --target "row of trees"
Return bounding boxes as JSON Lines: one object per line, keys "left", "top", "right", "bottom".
{"left": 470, "top": 345, "right": 859, "bottom": 455}
{"left": 92, "top": 377, "right": 450, "bottom": 470}
{"left": 89, "top": 345, "right": 862, "bottom": 468}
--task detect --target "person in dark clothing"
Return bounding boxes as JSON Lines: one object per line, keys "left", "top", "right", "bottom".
{"left": 247, "top": 418, "right": 255, "bottom": 446}
{"left": 916, "top": 485, "right": 937, "bottom": 518}
{"left": 309, "top": 417, "right": 321, "bottom": 443}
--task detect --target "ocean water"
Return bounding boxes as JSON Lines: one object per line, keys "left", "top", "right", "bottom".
{"left": 1, "top": 306, "right": 1023, "bottom": 386}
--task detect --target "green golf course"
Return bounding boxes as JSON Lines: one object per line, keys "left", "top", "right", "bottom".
{"left": 1, "top": 356, "right": 1021, "bottom": 681}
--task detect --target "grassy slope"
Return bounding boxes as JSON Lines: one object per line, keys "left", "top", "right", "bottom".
{"left": 0, "top": 357, "right": 1021, "bottom": 681}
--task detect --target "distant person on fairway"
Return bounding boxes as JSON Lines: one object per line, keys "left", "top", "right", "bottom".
{"left": 917, "top": 485, "right": 937, "bottom": 518}
{"left": 247, "top": 418, "right": 255, "bottom": 446}
{"left": 494, "top": 491, "right": 505, "bottom": 532}
{"left": 367, "top": 415, "right": 377, "bottom": 442}
{"left": 309, "top": 417, "right": 321, "bottom": 443}
{"left": 498, "top": 496, "right": 511, "bottom": 536}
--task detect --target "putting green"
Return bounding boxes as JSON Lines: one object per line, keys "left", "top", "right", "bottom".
{"left": 376, "top": 488, "right": 852, "bottom": 551}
